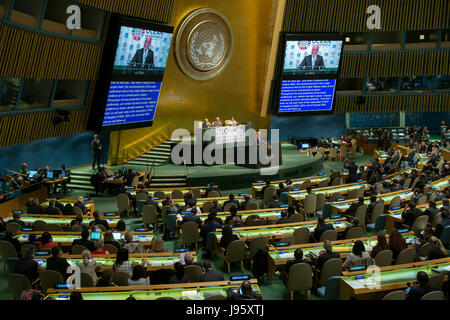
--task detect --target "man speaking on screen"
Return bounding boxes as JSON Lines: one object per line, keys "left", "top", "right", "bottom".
{"left": 298, "top": 44, "right": 324, "bottom": 71}
{"left": 129, "top": 35, "right": 154, "bottom": 69}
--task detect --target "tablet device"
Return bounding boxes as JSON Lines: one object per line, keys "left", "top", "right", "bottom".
{"left": 230, "top": 275, "right": 250, "bottom": 281}
{"left": 275, "top": 242, "right": 290, "bottom": 247}
{"left": 47, "top": 171, "right": 54, "bottom": 179}
{"left": 112, "top": 232, "right": 121, "bottom": 240}
{"left": 90, "top": 231, "right": 101, "bottom": 240}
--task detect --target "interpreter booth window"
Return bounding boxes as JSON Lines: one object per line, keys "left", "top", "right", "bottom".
{"left": 0, "top": 78, "right": 21, "bottom": 111}
{"left": 10, "top": 0, "right": 45, "bottom": 28}
{"left": 436, "top": 76, "right": 450, "bottom": 91}
{"left": 42, "top": 0, "right": 72, "bottom": 35}
{"left": 442, "top": 29, "right": 450, "bottom": 48}
{"left": 372, "top": 31, "right": 403, "bottom": 51}
{"left": 0, "top": 0, "right": 12, "bottom": 19}
{"left": 405, "top": 30, "right": 438, "bottom": 49}
{"left": 17, "top": 79, "right": 54, "bottom": 110}
{"left": 400, "top": 76, "right": 433, "bottom": 92}
{"left": 342, "top": 32, "right": 369, "bottom": 51}
{"left": 336, "top": 78, "right": 364, "bottom": 94}
{"left": 366, "top": 77, "right": 398, "bottom": 93}
{"left": 52, "top": 80, "right": 88, "bottom": 107}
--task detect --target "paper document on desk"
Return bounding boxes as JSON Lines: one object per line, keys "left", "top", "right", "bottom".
{"left": 444, "top": 266, "right": 450, "bottom": 272}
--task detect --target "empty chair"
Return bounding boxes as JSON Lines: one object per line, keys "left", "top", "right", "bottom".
{"left": 431, "top": 213, "right": 442, "bottom": 228}
{"left": 153, "top": 191, "right": 165, "bottom": 199}
{"left": 315, "top": 193, "right": 326, "bottom": 212}
{"left": 6, "top": 222, "right": 21, "bottom": 236}
{"left": 289, "top": 184, "right": 303, "bottom": 191}
{"left": 7, "top": 274, "right": 32, "bottom": 300}
{"left": 317, "top": 179, "right": 329, "bottom": 188}
{"left": 201, "top": 201, "right": 214, "bottom": 213}
{"left": 428, "top": 193, "right": 437, "bottom": 202}
{"left": 33, "top": 220, "right": 48, "bottom": 232}
{"left": 395, "top": 247, "right": 416, "bottom": 265}
{"left": 130, "top": 176, "right": 139, "bottom": 188}
{"left": 416, "top": 196, "right": 427, "bottom": 206}
{"left": 181, "top": 222, "right": 199, "bottom": 251}
{"left": 356, "top": 186, "right": 366, "bottom": 198}
{"left": 287, "top": 214, "right": 304, "bottom": 223}
{"left": 80, "top": 272, "right": 95, "bottom": 287}
{"left": 346, "top": 188, "right": 359, "bottom": 200}
{"left": 410, "top": 177, "right": 421, "bottom": 190}
{"left": 155, "top": 296, "right": 177, "bottom": 300}
{"left": 293, "top": 227, "right": 310, "bottom": 245}
{"left": 263, "top": 187, "right": 276, "bottom": 207}
{"left": 375, "top": 184, "right": 383, "bottom": 194}
{"left": 136, "top": 193, "right": 149, "bottom": 202}
{"left": 40, "top": 270, "right": 64, "bottom": 294}
{"left": 303, "top": 193, "right": 317, "bottom": 218}
{"left": 389, "top": 196, "right": 401, "bottom": 209}
{"left": 166, "top": 214, "right": 177, "bottom": 236}
{"left": 117, "top": 194, "right": 131, "bottom": 216}
{"left": 112, "top": 271, "right": 130, "bottom": 286}
{"left": 317, "top": 258, "right": 342, "bottom": 287}
{"left": 331, "top": 177, "right": 343, "bottom": 186}
{"left": 328, "top": 149, "right": 338, "bottom": 161}
{"left": 103, "top": 244, "right": 118, "bottom": 254}
{"left": 244, "top": 201, "right": 259, "bottom": 210}
{"left": 345, "top": 227, "right": 364, "bottom": 239}
{"left": 354, "top": 205, "right": 367, "bottom": 229}
{"left": 417, "top": 242, "right": 432, "bottom": 258}
{"left": 328, "top": 192, "right": 343, "bottom": 202}
{"left": 411, "top": 215, "right": 429, "bottom": 237}
{"left": 366, "top": 214, "right": 386, "bottom": 232}
{"left": 46, "top": 224, "right": 63, "bottom": 232}
{"left": 223, "top": 203, "right": 237, "bottom": 212}
{"left": 207, "top": 190, "right": 220, "bottom": 198}
{"left": 370, "top": 203, "right": 384, "bottom": 224}
{"left": 191, "top": 189, "right": 201, "bottom": 198}
{"left": 142, "top": 205, "right": 158, "bottom": 231}
{"left": 428, "top": 274, "right": 445, "bottom": 290}
{"left": 184, "top": 265, "right": 203, "bottom": 282}
{"left": 382, "top": 290, "right": 406, "bottom": 300}
{"left": 279, "top": 192, "right": 289, "bottom": 204}
{"left": 320, "top": 230, "right": 337, "bottom": 242}
{"left": 421, "top": 290, "right": 444, "bottom": 300}
{"left": 316, "top": 276, "right": 341, "bottom": 300}
{"left": 0, "top": 240, "right": 18, "bottom": 272}
{"left": 171, "top": 190, "right": 184, "bottom": 199}
{"left": 72, "top": 244, "right": 88, "bottom": 255}
{"left": 248, "top": 237, "right": 268, "bottom": 260}
{"left": 223, "top": 240, "right": 246, "bottom": 274}
{"left": 73, "top": 206, "right": 84, "bottom": 217}
{"left": 402, "top": 178, "right": 412, "bottom": 188}
{"left": 374, "top": 249, "right": 393, "bottom": 267}
{"left": 287, "top": 263, "right": 313, "bottom": 300}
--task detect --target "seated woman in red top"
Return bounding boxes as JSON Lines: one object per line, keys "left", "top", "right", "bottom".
{"left": 38, "top": 232, "right": 58, "bottom": 250}
{"left": 92, "top": 239, "right": 108, "bottom": 255}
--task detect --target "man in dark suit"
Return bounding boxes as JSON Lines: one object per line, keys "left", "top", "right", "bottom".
{"left": 205, "top": 183, "right": 221, "bottom": 197}
{"left": 423, "top": 201, "right": 439, "bottom": 221}
{"left": 314, "top": 240, "right": 340, "bottom": 272}
{"left": 366, "top": 195, "right": 379, "bottom": 215}
{"left": 298, "top": 44, "right": 325, "bottom": 71}
{"left": 129, "top": 35, "right": 154, "bottom": 70}
{"left": 240, "top": 194, "right": 254, "bottom": 210}
{"left": 223, "top": 194, "right": 240, "bottom": 209}
{"left": 314, "top": 216, "right": 335, "bottom": 241}
{"left": 46, "top": 246, "right": 70, "bottom": 281}
{"left": 405, "top": 271, "right": 439, "bottom": 300}
{"left": 145, "top": 194, "right": 161, "bottom": 214}
{"left": 200, "top": 260, "right": 224, "bottom": 282}
{"left": 285, "top": 248, "right": 310, "bottom": 275}
{"left": 44, "top": 200, "right": 60, "bottom": 215}
{"left": 91, "top": 134, "right": 102, "bottom": 170}
{"left": 7, "top": 212, "right": 25, "bottom": 228}
{"left": 15, "top": 246, "right": 39, "bottom": 283}
{"left": 269, "top": 195, "right": 283, "bottom": 208}
{"left": 89, "top": 210, "right": 109, "bottom": 230}
{"left": 72, "top": 229, "right": 96, "bottom": 252}
{"left": 434, "top": 209, "right": 450, "bottom": 238}
{"left": 180, "top": 205, "right": 202, "bottom": 225}
{"left": 345, "top": 160, "right": 358, "bottom": 183}
{"left": 227, "top": 281, "right": 262, "bottom": 300}
{"left": 27, "top": 198, "right": 43, "bottom": 214}
{"left": 402, "top": 201, "right": 422, "bottom": 226}
{"left": 346, "top": 197, "right": 365, "bottom": 217}
{"left": 74, "top": 196, "right": 87, "bottom": 215}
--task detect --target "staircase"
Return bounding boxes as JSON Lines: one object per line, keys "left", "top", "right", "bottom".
{"left": 126, "top": 140, "right": 177, "bottom": 167}
{"left": 67, "top": 171, "right": 95, "bottom": 193}
{"left": 148, "top": 174, "right": 187, "bottom": 188}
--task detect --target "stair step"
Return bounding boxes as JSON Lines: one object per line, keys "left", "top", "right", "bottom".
{"left": 146, "top": 150, "right": 171, "bottom": 156}
{"left": 70, "top": 172, "right": 93, "bottom": 177}
{"left": 149, "top": 183, "right": 187, "bottom": 187}
{"left": 69, "top": 179, "right": 92, "bottom": 185}
{"left": 138, "top": 154, "right": 169, "bottom": 160}
{"left": 67, "top": 184, "right": 95, "bottom": 191}
{"left": 127, "top": 161, "right": 165, "bottom": 166}
{"left": 153, "top": 174, "right": 187, "bottom": 178}
{"left": 153, "top": 145, "right": 172, "bottom": 150}
{"left": 151, "top": 178, "right": 186, "bottom": 182}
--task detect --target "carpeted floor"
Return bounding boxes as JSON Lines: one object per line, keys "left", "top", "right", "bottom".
{"left": 0, "top": 151, "right": 374, "bottom": 300}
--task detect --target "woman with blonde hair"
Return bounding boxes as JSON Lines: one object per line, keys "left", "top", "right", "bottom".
{"left": 76, "top": 249, "right": 103, "bottom": 284}
{"left": 427, "top": 236, "right": 447, "bottom": 260}
{"left": 149, "top": 237, "right": 167, "bottom": 253}
{"left": 92, "top": 238, "right": 108, "bottom": 255}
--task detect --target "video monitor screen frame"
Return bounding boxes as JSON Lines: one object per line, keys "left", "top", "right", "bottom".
{"left": 272, "top": 33, "right": 344, "bottom": 117}
{"left": 88, "top": 14, "right": 174, "bottom": 132}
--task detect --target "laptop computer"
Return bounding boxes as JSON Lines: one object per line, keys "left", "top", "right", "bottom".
{"left": 112, "top": 232, "right": 121, "bottom": 241}
{"left": 47, "top": 171, "right": 54, "bottom": 179}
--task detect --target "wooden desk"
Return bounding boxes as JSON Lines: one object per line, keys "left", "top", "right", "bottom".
{"left": 0, "top": 187, "right": 48, "bottom": 219}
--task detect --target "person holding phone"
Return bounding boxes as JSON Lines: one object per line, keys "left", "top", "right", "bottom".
{"left": 405, "top": 271, "right": 439, "bottom": 300}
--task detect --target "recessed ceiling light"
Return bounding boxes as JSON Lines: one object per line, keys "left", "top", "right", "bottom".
{"left": 345, "top": 37, "right": 350, "bottom": 43}
{"left": 419, "top": 34, "right": 425, "bottom": 40}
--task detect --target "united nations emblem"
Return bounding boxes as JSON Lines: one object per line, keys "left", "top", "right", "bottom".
{"left": 175, "top": 8, "right": 233, "bottom": 80}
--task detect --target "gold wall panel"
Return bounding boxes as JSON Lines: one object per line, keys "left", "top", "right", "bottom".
{"left": 283, "top": 0, "right": 449, "bottom": 32}
{"left": 75, "top": 0, "right": 174, "bottom": 23}
{"left": 109, "top": 0, "right": 276, "bottom": 156}
{"left": 0, "top": 23, "right": 102, "bottom": 80}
